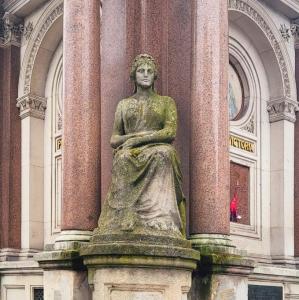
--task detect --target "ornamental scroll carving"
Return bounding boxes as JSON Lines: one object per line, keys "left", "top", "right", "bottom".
{"left": 240, "top": 115, "right": 254, "bottom": 134}
{"left": 229, "top": 0, "right": 298, "bottom": 122}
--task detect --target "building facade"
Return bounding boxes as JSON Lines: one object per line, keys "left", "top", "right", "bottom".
{"left": 1, "top": 0, "right": 299, "bottom": 299}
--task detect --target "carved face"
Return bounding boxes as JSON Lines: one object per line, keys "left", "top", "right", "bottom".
{"left": 135, "top": 63, "right": 155, "bottom": 89}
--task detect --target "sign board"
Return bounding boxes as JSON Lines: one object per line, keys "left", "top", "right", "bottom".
{"left": 248, "top": 285, "right": 282, "bottom": 300}
{"left": 230, "top": 135, "right": 254, "bottom": 153}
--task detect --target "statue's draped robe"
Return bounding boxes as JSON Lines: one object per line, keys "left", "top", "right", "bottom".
{"left": 98, "top": 95, "right": 184, "bottom": 235}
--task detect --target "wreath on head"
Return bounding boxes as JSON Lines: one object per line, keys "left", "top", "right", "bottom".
{"left": 130, "top": 53, "right": 158, "bottom": 81}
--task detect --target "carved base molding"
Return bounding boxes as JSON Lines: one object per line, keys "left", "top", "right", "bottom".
{"left": 0, "top": 248, "right": 39, "bottom": 262}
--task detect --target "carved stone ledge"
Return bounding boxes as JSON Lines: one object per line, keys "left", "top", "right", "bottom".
{"left": 267, "top": 97, "right": 298, "bottom": 123}
{"left": 16, "top": 93, "right": 47, "bottom": 120}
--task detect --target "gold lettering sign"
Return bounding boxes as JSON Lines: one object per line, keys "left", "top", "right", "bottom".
{"left": 229, "top": 135, "right": 254, "bottom": 153}
{"left": 56, "top": 138, "right": 62, "bottom": 151}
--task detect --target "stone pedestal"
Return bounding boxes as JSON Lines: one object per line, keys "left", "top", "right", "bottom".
{"left": 44, "top": 270, "right": 91, "bottom": 300}
{"left": 81, "top": 234, "right": 200, "bottom": 300}
{"left": 189, "top": 251, "right": 254, "bottom": 300}
{"left": 188, "top": 235, "right": 254, "bottom": 300}
{"left": 36, "top": 245, "right": 91, "bottom": 300}
{"left": 90, "top": 267, "right": 191, "bottom": 300}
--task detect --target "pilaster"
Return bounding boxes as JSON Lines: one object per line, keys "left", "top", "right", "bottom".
{"left": 268, "top": 97, "right": 296, "bottom": 260}
{"left": 16, "top": 92, "right": 47, "bottom": 251}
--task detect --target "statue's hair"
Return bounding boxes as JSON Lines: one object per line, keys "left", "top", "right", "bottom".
{"left": 130, "top": 53, "right": 158, "bottom": 81}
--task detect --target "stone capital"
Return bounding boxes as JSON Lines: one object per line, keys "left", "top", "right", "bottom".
{"left": 16, "top": 93, "right": 47, "bottom": 120}
{"left": 0, "top": 12, "right": 33, "bottom": 47}
{"left": 267, "top": 97, "right": 298, "bottom": 123}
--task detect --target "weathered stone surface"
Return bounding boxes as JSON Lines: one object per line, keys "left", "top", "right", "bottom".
{"left": 44, "top": 270, "right": 91, "bottom": 300}
{"left": 81, "top": 233, "right": 200, "bottom": 270}
{"left": 189, "top": 251, "right": 254, "bottom": 300}
{"left": 91, "top": 267, "right": 192, "bottom": 300}
{"left": 97, "top": 54, "right": 186, "bottom": 239}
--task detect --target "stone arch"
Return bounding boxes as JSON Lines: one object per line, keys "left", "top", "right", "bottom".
{"left": 18, "top": 0, "right": 63, "bottom": 98}
{"left": 228, "top": 0, "right": 297, "bottom": 118}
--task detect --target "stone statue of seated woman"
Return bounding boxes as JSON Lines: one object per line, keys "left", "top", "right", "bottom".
{"left": 96, "top": 54, "right": 186, "bottom": 239}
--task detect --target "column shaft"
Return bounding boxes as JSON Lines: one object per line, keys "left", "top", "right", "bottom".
{"left": 62, "top": 0, "right": 101, "bottom": 231}
{"left": 0, "top": 46, "right": 21, "bottom": 249}
{"left": 189, "top": 0, "right": 230, "bottom": 235}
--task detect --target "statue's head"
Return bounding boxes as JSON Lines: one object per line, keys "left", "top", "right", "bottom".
{"left": 130, "top": 54, "right": 158, "bottom": 92}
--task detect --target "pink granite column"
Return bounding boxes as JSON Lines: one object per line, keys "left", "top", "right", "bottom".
{"left": 101, "top": 1, "right": 193, "bottom": 203}
{"left": 61, "top": 0, "right": 101, "bottom": 233}
{"left": 0, "top": 45, "right": 21, "bottom": 249}
{"left": 189, "top": 0, "right": 230, "bottom": 238}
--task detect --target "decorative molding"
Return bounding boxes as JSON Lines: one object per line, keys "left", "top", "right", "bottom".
{"left": 23, "top": 1, "right": 63, "bottom": 94}
{"left": 16, "top": 93, "right": 47, "bottom": 120}
{"left": 228, "top": 0, "right": 292, "bottom": 99}
{"left": 0, "top": 12, "right": 33, "bottom": 46}
{"left": 3, "top": 0, "right": 49, "bottom": 17}
{"left": 267, "top": 97, "right": 298, "bottom": 123}
{"left": 241, "top": 115, "right": 255, "bottom": 134}
{"left": 57, "top": 112, "right": 62, "bottom": 130}
{"left": 22, "top": 21, "right": 33, "bottom": 40}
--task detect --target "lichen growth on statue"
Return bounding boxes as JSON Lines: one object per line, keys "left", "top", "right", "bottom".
{"left": 96, "top": 54, "right": 186, "bottom": 239}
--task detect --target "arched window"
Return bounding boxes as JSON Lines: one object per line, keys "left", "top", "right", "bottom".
{"left": 228, "top": 32, "right": 261, "bottom": 240}
{"left": 44, "top": 42, "right": 63, "bottom": 244}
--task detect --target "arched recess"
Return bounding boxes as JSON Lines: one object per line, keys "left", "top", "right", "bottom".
{"left": 16, "top": 0, "right": 63, "bottom": 250}
{"left": 19, "top": 0, "right": 63, "bottom": 97}
{"left": 44, "top": 42, "right": 63, "bottom": 245}
{"left": 228, "top": 0, "right": 297, "bottom": 259}
{"left": 229, "top": 0, "right": 296, "bottom": 102}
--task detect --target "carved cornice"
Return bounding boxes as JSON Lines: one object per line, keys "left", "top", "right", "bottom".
{"left": 23, "top": 2, "right": 63, "bottom": 94}
{"left": 16, "top": 93, "right": 47, "bottom": 120}
{"left": 228, "top": 0, "right": 292, "bottom": 99}
{"left": 0, "top": 12, "right": 33, "bottom": 46}
{"left": 267, "top": 97, "right": 298, "bottom": 123}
